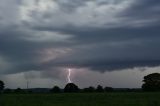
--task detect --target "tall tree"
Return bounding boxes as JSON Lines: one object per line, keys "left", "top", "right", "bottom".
{"left": 0, "top": 80, "right": 4, "bottom": 92}
{"left": 142, "top": 73, "right": 160, "bottom": 91}
{"left": 64, "top": 83, "right": 79, "bottom": 93}
{"left": 96, "top": 85, "right": 104, "bottom": 92}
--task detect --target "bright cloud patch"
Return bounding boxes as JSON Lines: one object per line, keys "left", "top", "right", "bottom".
{"left": 19, "top": 0, "right": 134, "bottom": 28}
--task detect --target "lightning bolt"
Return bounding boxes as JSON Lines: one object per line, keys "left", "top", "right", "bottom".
{"left": 67, "top": 68, "right": 72, "bottom": 83}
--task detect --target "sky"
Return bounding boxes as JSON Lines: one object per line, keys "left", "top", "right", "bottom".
{"left": 0, "top": 0, "right": 160, "bottom": 89}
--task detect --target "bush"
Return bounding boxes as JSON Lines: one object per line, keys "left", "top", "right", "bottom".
{"left": 50, "top": 86, "right": 61, "bottom": 93}
{"left": 83, "top": 86, "right": 95, "bottom": 92}
{"left": 104, "top": 87, "right": 114, "bottom": 92}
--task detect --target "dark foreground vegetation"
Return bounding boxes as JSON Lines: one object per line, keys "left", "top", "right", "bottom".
{"left": 1, "top": 92, "right": 160, "bottom": 106}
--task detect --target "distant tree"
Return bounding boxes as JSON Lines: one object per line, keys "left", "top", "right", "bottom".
{"left": 104, "top": 87, "right": 114, "bottom": 92}
{"left": 0, "top": 80, "right": 4, "bottom": 92}
{"left": 96, "top": 85, "right": 104, "bottom": 92}
{"left": 64, "top": 83, "right": 79, "bottom": 93}
{"left": 15, "top": 88, "right": 23, "bottom": 93}
{"left": 142, "top": 73, "right": 160, "bottom": 91}
{"left": 50, "top": 86, "right": 61, "bottom": 93}
{"left": 83, "top": 86, "right": 95, "bottom": 92}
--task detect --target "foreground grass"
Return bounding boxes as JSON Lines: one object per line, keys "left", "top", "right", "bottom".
{"left": 0, "top": 92, "right": 160, "bottom": 106}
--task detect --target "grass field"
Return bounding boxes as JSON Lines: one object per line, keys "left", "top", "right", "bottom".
{"left": 0, "top": 92, "right": 160, "bottom": 106}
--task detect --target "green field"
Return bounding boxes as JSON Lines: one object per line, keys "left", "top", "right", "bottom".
{"left": 0, "top": 92, "right": 160, "bottom": 106}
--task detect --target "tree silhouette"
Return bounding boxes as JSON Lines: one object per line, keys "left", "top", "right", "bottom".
{"left": 96, "top": 85, "right": 104, "bottom": 92}
{"left": 50, "top": 86, "right": 61, "bottom": 93}
{"left": 142, "top": 73, "right": 160, "bottom": 91}
{"left": 0, "top": 80, "right": 4, "bottom": 92}
{"left": 64, "top": 83, "right": 79, "bottom": 93}
{"left": 104, "top": 87, "right": 114, "bottom": 92}
{"left": 15, "top": 88, "right": 23, "bottom": 93}
{"left": 83, "top": 86, "right": 95, "bottom": 92}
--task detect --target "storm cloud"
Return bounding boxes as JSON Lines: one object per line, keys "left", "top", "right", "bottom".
{"left": 0, "top": 0, "right": 160, "bottom": 76}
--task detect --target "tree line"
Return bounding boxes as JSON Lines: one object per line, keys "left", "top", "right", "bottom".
{"left": 1, "top": 73, "right": 160, "bottom": 93}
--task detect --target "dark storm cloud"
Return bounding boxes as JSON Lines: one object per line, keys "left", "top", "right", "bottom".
{"left": 120, "top": 0, "right": 160, "bottom": 27}
{"left": 0, "top": 0, "right": 160, "bottom": 75}
{"left": 0, "top": 27, "right": 72, "bottom": 74}
{"left": 0, "top": 30, "right": 39, "bottom": 74}
{"left": 123, "top": 0, "right": 160, "bottom": 17}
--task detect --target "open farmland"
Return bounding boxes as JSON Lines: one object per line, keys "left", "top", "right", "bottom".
{"left": 0, "top": 92, "right": 160, "bottom": 106}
